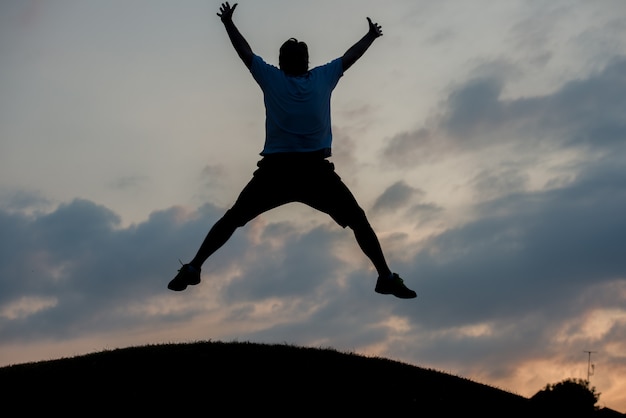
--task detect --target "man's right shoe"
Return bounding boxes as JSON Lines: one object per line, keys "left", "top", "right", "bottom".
{"left": 375, "top": 273, "right": 417, "bottom": 299}
{"left": 168, "top": 264, "right": 201, "bottom": 291}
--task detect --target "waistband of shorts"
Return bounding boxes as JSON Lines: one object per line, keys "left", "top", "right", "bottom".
{"left": 260, "top": 149, "right": 329, "bottom": 163}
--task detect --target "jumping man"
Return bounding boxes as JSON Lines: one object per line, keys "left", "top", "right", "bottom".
{"left": 168, "top": 2, "right": 417, "bottom": 299}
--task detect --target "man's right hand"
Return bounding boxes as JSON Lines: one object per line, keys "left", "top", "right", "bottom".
{"left": 367, "top": 17, "right": 383, "bottom": 38}
{"left": 217, "top": 2, "right": 238, "bottom": 23}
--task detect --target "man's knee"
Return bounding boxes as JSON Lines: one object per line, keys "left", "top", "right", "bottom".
{"left": 344, "top": 207, "right": 370, "bottom": 230}
{"left": 221, "top": 208, "right": 250, "bottom": 228}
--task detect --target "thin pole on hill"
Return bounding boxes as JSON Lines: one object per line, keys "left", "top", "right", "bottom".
{"left": 583, "top": 350, "right": 597, "bottom": 383}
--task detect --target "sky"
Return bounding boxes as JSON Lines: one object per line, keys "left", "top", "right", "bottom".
{"left": 1, "top": 0, "right": 626, "bottom": 411}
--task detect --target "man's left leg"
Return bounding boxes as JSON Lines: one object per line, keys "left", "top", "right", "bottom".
{"left": 169, "top": 159, "right": 289, "bottom": 291}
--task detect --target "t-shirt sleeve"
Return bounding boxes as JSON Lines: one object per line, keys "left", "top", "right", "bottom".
{"left": 321, "top": 58, "right": 344, "bottom": 89}
{"left": 250, "top": 54, "right": 278, "bottom": 87}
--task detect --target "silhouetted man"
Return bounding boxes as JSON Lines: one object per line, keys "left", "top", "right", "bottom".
{"left": 169, "top": 2, "right": 417, "bottom": 299}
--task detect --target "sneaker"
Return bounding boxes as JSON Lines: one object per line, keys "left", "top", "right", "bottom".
{"left": 375, "top": 273, "right": 417, "bottom": 299}
{"left": 168, "top": 263, "right": 201, "bottom": 291}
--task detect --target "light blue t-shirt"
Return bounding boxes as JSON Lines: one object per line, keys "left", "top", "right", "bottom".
{"left": 250, "top": 54, "right": 344, "bottom": 155}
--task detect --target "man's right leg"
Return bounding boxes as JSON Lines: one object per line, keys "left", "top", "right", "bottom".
{"left": 350, "top": 212, "right": 417, "bottom": 299}
{"left": 310, "top": 166, "right": 417, "bottom": 299}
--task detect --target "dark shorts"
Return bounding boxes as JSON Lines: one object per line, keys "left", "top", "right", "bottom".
{"left": 224, "top": 152, "right": 367, "bottom": 228}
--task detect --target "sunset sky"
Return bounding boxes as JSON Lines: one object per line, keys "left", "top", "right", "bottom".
{"left": 1, "top": 0, "right": 625, "bottom": 411}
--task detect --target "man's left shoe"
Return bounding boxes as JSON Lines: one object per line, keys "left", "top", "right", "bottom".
{"left": 168, "top": 264, "right": 201, "bottom": 291}
{"left": 375, "top": 273, "right": 417, "bottom": 299}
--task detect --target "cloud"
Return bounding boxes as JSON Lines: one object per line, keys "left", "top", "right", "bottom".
{"left": 470, "top": 165, "right": 529, "bottom": 200}
{"left": 223, "top": 223, "right": 346, "bottom": 302}
{"left": 359, "top": 159, "right": 626, "bottom": 404}
{"left": 0, "top": 190, "right": 51, "bottom": 215}
{"left": 385, "top": 151, "right": 626, "bottom": 382}
{"left": 381, "top": 128, "right": 437, "bottom": 166}
{"left": 382, "top": 57, "right": 626, "bottom": 166}
{"left": 371, "top": 180, "right": 423, "bottom": 213}
{"left": 0, "top": 199, "right": 221, "bottom": 341}
{"left": 110, "top": 175, "right": 149, "bottom": 192}
{"left": 0, "top": 195, "right": 373, "bottom": 344}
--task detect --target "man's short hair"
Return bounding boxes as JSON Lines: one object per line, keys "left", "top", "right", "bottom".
{"left": 279, "top": 38, "right": 309, "bottom": 76}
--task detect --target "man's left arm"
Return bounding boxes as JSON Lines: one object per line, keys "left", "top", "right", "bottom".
{"left": 218, "top": 2, "right": 254, "bottom": 69}
{"left": 341, "top": 17, "right": 383, "bottom": 72}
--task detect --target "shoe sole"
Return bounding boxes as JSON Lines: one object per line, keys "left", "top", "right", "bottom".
{"left": 376, "top": 291, "right": 417, "bottom": 299}
{"left": 168, "top": 277, "right": 201, "bottom": 291}
{"left": 375, "top": 286, "right": 417, "bottom": 299}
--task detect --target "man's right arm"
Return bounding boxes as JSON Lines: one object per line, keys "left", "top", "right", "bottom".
{"left": 341, "top": 17, "right": 383, "bottom": 72}
{"left": 217, "top": 2, "right": 253, "bottom": 69}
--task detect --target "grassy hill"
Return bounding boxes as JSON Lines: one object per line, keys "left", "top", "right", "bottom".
{"left": 0, "top": 340, "right": 613, "bottom": 416}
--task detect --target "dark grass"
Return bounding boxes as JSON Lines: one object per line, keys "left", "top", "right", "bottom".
{"left": 0, "top": 340, "right": 569, "bottom": 416}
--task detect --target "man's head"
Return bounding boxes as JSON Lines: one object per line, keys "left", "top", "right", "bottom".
{"left": 279, "top": 38, "right": 309, "bottom": 76}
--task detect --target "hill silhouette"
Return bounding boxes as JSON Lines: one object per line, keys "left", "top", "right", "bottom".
{"left": 0, "top": 340, "right": 621, "bottom": 416}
